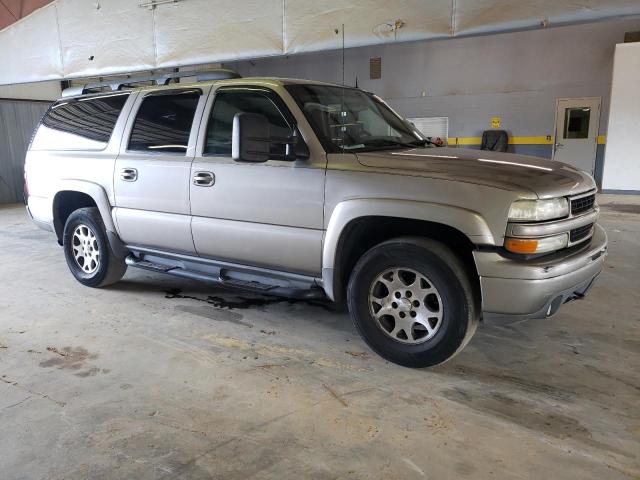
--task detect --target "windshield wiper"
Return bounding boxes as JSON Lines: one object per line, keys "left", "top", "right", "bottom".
{"left": 361, "top": 138, "right": 430, "bottom": 149}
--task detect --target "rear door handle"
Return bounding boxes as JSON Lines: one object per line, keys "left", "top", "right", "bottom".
{"left": 555, "top": 143, "right": 565, "bottom": 148}
{"left": 120, "top": 168, "right": 138, "bottom": 182}
{"left": 193, "top": 171, "right": 215, "bottom": 187}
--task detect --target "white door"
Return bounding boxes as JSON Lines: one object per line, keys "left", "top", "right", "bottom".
{"left": 553, "top": 97, "right": 601, "bottom": 174}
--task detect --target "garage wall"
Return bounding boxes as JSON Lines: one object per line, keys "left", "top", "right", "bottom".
{"left": 226, "top": 17, "right": 640, "bottom": 185}
{"left": 0, "top": 100, "right": 51, "bottom": 204}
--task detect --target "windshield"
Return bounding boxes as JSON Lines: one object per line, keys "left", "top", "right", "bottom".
{"left": 285, "top": 84, "right": 426, "bottom": 153}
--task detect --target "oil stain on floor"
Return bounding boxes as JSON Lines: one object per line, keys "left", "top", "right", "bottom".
{"left": 38, "top": 346, "right": 106, "bottom": 378}
{"left": 164, "top": 288, "right": 336, "bottom": 312}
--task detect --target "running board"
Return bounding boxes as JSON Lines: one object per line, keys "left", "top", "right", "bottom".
{"left": 125, "top": 255, "right": 325, "bottom": 300}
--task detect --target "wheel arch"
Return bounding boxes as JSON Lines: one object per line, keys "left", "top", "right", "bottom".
{"left": 322, "top": 199, "right": 493, "bottom": 303}
{"left": 52, "top": 181, "right": 126, "bottom": 258}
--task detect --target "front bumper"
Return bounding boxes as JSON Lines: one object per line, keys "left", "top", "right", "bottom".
{"left": 474, "top": 224, "right": 608, "bottom": 323}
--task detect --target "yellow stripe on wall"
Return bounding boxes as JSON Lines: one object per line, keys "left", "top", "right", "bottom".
{"left": 447, "top": 135, "right": 607, "bottom": 146}
{"left": 509, "top": 136, "right": 554, "bottom": 145}
{"left": 447, "top": 137, "right": 482, "bottom": 145}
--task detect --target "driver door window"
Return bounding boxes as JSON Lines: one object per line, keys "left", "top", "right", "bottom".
{"left": 205, "top": 91, "right": 293, "bottom": 159}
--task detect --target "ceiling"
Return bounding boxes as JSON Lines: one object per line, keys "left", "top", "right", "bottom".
{"left": 1, "top": 0, "right": 639, "bottom": 85}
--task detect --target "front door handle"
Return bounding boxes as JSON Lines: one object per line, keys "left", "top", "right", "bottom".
{"left": 555, "top": 143, "right": 565, "bottom": 148}
{"left": 120, "top": 168, "right": 138, "bottom": 181}
{"left": 193, "top": 171, "right": 215, "bottom": 187}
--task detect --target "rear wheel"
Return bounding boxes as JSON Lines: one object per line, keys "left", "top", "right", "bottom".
{"left": 347, "top": 237, "right": 477, "bottom": 368}
{"left": 63, "top": 207, "right": 127, "bottom": 287}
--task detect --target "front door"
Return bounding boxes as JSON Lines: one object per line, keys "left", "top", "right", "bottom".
{"left": 114, "top": 88, "right": 206, "bottom": 253}
{"left": 190, "top": 86, "right": 326, "bottom": 276}
{"left": 553, "top": 97, "right": 601, "bottom": 174}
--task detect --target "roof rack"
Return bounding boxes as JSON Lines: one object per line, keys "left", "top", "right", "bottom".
{"left": 61, "top": 68, "right": 241, "bottom": 98}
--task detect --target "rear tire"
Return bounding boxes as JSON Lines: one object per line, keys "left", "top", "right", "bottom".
{"left": 62, "top": 207, "right": 127, "bottom": 287}
{"left": 347, "top": 237, "right": 478, "bottom": 368}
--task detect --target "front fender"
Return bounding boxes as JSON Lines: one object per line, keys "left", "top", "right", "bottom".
{"left": 321, "top": 198, "right": 494, "bottom": 300}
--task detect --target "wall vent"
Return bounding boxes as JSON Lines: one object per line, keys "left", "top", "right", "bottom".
{"left": 624, "top": 31, "right": 640, "bottom": 43}
{"left": 370, "top": 57, "right": 382, "bottom": 80}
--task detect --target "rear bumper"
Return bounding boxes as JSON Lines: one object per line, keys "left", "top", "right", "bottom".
{"left": 474, "top": 224, "right": 607, "bottom": 324}
{"left": 26, "top": 197, "right": 55, "bottom": 233}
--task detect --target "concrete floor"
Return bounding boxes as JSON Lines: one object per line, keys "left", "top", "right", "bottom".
{"left": 0, "top": 196, "right": 638, "bottom": 480}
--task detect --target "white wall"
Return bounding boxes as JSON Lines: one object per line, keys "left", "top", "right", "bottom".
{"left": 0, "top": 81, "right": 61, "bottom": 101}
{"left": 602, "top": 43, "right": 640, "bottom": 192}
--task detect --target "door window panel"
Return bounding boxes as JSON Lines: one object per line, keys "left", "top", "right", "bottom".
{"left": 205, "top": 90, "right": 293, "bottom": 158}
{"left": 563, "top": 107, "right": 590, "bottom": 139}
{"left": 31, "top": 93, "right": 129, "bottom": 151}
{"left": 128, "top": 91, "right": 200, "bottom": 154}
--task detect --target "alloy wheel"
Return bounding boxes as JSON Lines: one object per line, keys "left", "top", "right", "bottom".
{"left": 72, "top": 224, "right": 100, "bottom": 274}
{"left": 368, "top": 267, "right": 444, "bottom": 344}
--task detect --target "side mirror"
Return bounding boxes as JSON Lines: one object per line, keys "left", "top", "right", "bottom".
{"left": 232, "top": 113, "right": 270, "bottom": 162}
{"left": 286, "top": 129, "right": 310, "bottom": 161}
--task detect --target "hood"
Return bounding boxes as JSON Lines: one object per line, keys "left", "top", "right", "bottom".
{"left": 356, "top": 147, "right": 596, "bottom": 198}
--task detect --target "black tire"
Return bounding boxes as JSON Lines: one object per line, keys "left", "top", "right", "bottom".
{"left": 347, "top": 237, "right": 478, "bottom": 368}
{"left": 62, "top": 207, "right": 127, "bottom": 287}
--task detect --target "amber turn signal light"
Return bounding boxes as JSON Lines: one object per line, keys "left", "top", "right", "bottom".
{"left": 504, "top": 234, "right": 568, "bottom": 254}
{"left": 504, "top": 238, "right": 539, "bottom": 254}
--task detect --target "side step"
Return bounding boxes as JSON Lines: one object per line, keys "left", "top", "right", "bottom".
{"left": 125, "top": 255, "right": 325, "bottom": 300}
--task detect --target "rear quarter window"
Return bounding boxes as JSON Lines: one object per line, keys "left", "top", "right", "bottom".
{"left": 30, "top": 93, "right": 129, "bottom": 151}
{"left": 127, "top": 90, "right": 201, "bottom": 154}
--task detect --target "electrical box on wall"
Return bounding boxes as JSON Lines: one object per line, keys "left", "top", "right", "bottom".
{"left": 369, "top": 57, "right": 382, "bottom": 80}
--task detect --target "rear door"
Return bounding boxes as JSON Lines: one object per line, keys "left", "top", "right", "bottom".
{"left": 190, "top": 86, "right": 326, "bottom": 276}
{"left": 113, "top": 87, "right": 207, "bottom": 253}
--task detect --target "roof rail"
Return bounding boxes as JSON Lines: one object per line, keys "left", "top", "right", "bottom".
{"left": 61, "top": 68, "right": 241, "bottom": 98}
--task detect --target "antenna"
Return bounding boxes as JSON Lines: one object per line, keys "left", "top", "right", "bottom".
{"left": 341, "top": 23, "right": 345, "bottom": 87}
{"left": 340, "top": 23, "right": 345, "bottom": 151}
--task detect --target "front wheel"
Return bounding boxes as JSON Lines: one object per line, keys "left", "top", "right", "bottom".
{"left": 63, "top": 207, "right": 127, "bottom": 287}
{"left": 347, "top": 237, "right": 478, "bottom": 368}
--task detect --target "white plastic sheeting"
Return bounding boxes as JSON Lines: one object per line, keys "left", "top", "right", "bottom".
{"left": 0, "top": 5, "right": 63, "bottom": 83}
{"left": 283, "top": 0, "right": 454, "bottom": 53}
{"left": 1, "top": 0, "right": 640, "bottom": 85}
{"left": 155, "top": 0, "right": 283, "bottom": 68}
{"left": 57, "top": 0, "right": 156, "bottom": 78}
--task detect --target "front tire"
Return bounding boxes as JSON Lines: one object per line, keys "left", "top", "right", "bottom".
{"left": 347, "top": 237, "right": 478, "bottom": 368}
{"left": 63, "top": 207, "right": 127, "bottom": 287}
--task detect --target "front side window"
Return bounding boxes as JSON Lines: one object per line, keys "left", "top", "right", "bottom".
{"left": 128, "top": 90, "right": 200, "bottom": 154}
{"left": 205, "top": 89, "right": 293, "bottom": 158}
{"left": 30, "top": 93, "right": 129, "bottom": 151}
{"left": 285, "top": 84, "right": 424, "bottom": 153}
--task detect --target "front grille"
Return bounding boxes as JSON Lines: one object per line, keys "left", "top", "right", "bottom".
{"left": 571, "top": 194, "right": 595, "bottom": 216}
{"left": 570, "top": 223, "right": 594, "bottom": 243}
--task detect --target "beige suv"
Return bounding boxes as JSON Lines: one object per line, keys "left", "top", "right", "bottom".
{"left": 24, "top": 70, "right": 607, "bottom": 367}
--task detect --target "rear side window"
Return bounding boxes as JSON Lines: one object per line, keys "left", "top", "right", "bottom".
{"left": 128, "top": 90, "right": 200, "bottom": 154}
{"left": 30, "top": 93, "right": 129, "bottom": 151}
{"left": 205, "top": 90, "right": 293, "bottom": 158}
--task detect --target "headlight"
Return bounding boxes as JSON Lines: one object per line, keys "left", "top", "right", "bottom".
{"left": 504, "top": 233, "right": 568, "bottom": 254}
{"left": 508, "top": 198, "right": 569, "bottom": 222}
